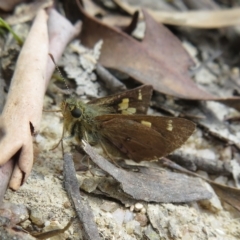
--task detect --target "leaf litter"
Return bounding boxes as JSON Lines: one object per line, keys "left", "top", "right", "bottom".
{"left": 1, "top": 0, "right": 240, "bottom": 239}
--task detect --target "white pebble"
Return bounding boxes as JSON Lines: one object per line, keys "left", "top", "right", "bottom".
{"left": 134, "top": 203, "right": 143, "bottom": 211}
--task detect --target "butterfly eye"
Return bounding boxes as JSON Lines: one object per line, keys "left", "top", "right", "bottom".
{"left": 71, "top": 107, "right": 82, "bottom": 118}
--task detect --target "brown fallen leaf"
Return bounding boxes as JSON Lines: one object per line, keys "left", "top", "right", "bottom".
{"left": 63, "top": 0, "right": 240, "bottom": 111}
{"left": 77, "top": 5, "right": 210, "bottom": 99}
{"left": 82, "top": 141, "right": 212, "bottom": 203}
{"left": 114, "top": 0, "right": 240, "bottom": 29}
{"left": 0, "top": 9, "right": 81, "bottom": 191}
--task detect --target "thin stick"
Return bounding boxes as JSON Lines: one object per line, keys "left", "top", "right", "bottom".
{"left": 63, "top": 153, "right": 100, "bottom": 240}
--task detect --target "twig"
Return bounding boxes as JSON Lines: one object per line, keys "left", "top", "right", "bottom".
{"left": 96, "top": 63, "right": 126, "bottom": 93}
{"left": 63, "top": 153, "right": 100, "bottom": 240}
{"left": 168, "top": 150, "right": 232, "bottom": 176}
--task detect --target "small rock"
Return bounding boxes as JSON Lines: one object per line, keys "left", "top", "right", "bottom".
{"left": 63, "top": 201, "right": 71, "bottom": 209}
{"left": 112, "top": 208, "right": 125, "bottom": 226}
{"left": 197, "top": 149, "right": 216, "bottom": 160}
{"left": 134, "top": 213, "right": 148, "bottom": 227}
{"left": 231, "top": 67, "right": 239, "bottom": 77}
{"left": 214, "top": 176, "right": 228, "bottom": 185}
{"left": 220, "top": 146, "right": 232, "bottom": 161}
{"left": 100, "top": 201, "right": 119, "bottom": 213}
{"left": 144, "top": 225, "right": 160, "bottom": 240}
{"left": 130, "top": 205, "right": 134, "bottom": 212}
{"left": 134, "top": 203, "right": 143, "bottom": 212}
{"left": 42, "top": 220, "right": 69, "bottom": 240}
{"left": 140, "top": 207, "right": 147, "bottom": 214}
{"left": 123, "top": 210, "right": 134, "bottom": 224}
{"left": 30, "top": 207, "right": 47, "bottom": 226}
{"left": 199, "top": 182, "right": 222, "bottom": 212}
{"left": 196, "top": 170, "right": 209, "bottom": 179}
{"left": 20, "top": 219, "right": 31, "bottom": 229}
{"left": 125, "top": 220, "right": 141, "bottom": 235}
{"left": 0, "top": 202, "right": 29, "bottom": 225}
{"left": 195, "top": 68, "right": 217, "bottom": 85}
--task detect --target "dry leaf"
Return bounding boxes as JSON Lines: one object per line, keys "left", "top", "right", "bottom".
{"left": 0, "top": 10, "right": 49, "bottom": 190}
{"left": 0, "top": 9, "right": 81, "bottom": 191}
{"left": 63, "top": 0, "right": 240, "bottom": 111}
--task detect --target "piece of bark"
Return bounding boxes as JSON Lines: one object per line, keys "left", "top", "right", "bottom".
{"left": 63, "top": 153, "right": 101, "bottom": 240}
{"left": 161, "top": 158, "right": 240, "bottom": 211}
{"left": 82, "top": 141, "right": 212, "bottom": 203}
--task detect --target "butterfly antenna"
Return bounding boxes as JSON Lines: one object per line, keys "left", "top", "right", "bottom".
{"left": 49, "top": 53, "right": 71, "bottom": 95}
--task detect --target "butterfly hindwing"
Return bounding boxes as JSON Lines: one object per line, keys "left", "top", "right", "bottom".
{"left": 96, "top": 114, "right": 195, "bottom": 162}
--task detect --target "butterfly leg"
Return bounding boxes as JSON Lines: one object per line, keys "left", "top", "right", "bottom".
{"left": 50, "top": 124, "right": 65, "bottom": 150}
{"left": 99, "top": 140, "right": 123, "bottom": 168}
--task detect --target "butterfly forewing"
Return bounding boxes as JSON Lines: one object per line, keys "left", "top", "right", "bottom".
{"left": 88, "top": 85, "right": 153, "bottom": 115}
{"left": 96, "top": 115, "right": 195, "bottom": 162}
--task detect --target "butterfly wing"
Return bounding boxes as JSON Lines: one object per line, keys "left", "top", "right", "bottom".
{"left": 96, "top": 115, "right": 195, "bottom": 162}
{"left": 88, "top": 85, "right": 153, "bottom": 115}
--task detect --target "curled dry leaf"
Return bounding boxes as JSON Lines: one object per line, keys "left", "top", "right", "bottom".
{"left": 0, "top": 9, "right": 81, "bottom": 191}
{"left": 0, "top": 10, "right": 49, "bottom": 190}
{"left": 63, "top": 0, "right": 240, "bottom": 110}
{"left": 114, "top": 0, "right": 240, "bottom": 29}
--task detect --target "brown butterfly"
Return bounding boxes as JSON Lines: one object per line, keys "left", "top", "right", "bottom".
{"left": 61, "top": 85, "right": 195, "bottom": 162}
